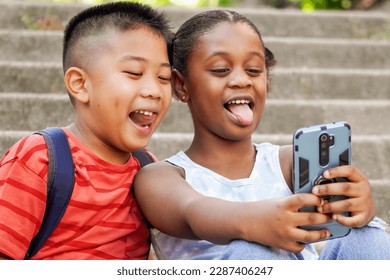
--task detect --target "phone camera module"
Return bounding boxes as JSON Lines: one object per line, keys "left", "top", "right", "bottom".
{"left": 319, "top": 133, "right": 330, "bottom": 166}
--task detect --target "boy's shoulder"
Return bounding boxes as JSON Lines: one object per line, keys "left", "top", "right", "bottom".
{"left": 1, "top": 133, "right": 48, "bottom": 166}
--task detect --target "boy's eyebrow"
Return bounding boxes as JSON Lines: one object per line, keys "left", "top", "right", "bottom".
{"left": 120, "top": 55, "right": 171, "bottom": 68}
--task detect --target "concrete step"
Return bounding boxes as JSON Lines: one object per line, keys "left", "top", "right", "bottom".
{"left": 1, "top": 93, "right": 389, "bottom": 136}
{"left": 2, "top": 30, "right": 390, "bottom": 69}
{"left": 169, "top": 8, "right": 390, "bottom": 40}
{"left": 271, "top": 68, "right": 390, "bottom": 100}
{"left": 0, "top": 30, "right": 62, "bottom": 62}
{"left": 0, "top": 62, "right": 65, "bottom": 93}
{"left": 1, "top": 131, "right": 388, "bottom": 222}
{"left": 0, "top": 93, "right": 73, "bottom": 131}
{"left": 1, "top": 2, "right": 390, "bottom": 40}
{"left": 267, "top": 37, "right": 390, "bottom": 69}
{"left": 1, "top": 62, "right": 389, "bottom": 99}
{"left": 0, "top": 1, "right": 84, "bottom": 30}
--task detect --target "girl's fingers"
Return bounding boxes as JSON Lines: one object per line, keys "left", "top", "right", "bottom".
{"left": 317, "top": 197, "right": 361, "bottom": 214}
{"left": 323, "top": 165, "right": 366, "bottom": 183}
{"left": 286, "top": 193, "right": 324, "bottom": 210}
{"left": 312, "top": 180, "right": 369, "bottom": 198}
{"left": 289, "top": 227, "right": 330, "bottom": 245}
{"left": 332, "top": 213, "right": 367, "bottom": 228}
{"left": 298, "top": 211, "right": 332, "bottom": 226}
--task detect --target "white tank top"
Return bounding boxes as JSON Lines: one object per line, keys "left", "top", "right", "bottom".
{"left": 152, "top": 143, "right": 318, "bottom": 260}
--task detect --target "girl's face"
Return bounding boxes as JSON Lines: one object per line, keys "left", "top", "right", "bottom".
{"left": 182, "top": 22, "right": 267, "bottom": 141}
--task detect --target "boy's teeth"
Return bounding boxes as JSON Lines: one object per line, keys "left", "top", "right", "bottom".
{"left": 135, "top": 110, "right": 153, "bottom": 116}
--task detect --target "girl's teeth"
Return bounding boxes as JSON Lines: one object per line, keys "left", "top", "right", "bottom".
{"left": 228, "top": 100, "right": 250, "bottom": 105}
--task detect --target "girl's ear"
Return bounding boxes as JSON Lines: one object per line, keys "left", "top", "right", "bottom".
{"left": 266, "top": 77, "right": 271, "bottom": 95}
{"left": 64, "top": 67, "right": 89, "bottom": 104}
{"left": 171, "top": 69, "right": 189, "bottom": 102}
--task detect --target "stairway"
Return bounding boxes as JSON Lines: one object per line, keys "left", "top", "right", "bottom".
{"left": 0, "top": 1, "right": 389, "bottom": 223}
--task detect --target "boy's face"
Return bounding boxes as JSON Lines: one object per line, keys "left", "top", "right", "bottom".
{"left": 183, "top": 22, "right": 267, "bottom": 141}
{"left": 80, "top": 27, "right": 172, "bottom": 160}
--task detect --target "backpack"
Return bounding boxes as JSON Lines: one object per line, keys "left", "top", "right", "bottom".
{"left": 24, "top": 127, "right": 154, "bottom": 259}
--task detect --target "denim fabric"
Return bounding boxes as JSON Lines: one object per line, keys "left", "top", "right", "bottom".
{"left": 319, "top": 217, "right": 390, "bottom": 260}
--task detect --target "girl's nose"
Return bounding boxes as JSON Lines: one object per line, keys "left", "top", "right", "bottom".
{"left": 227, "top": 70, "right": 253, "bottom": 88}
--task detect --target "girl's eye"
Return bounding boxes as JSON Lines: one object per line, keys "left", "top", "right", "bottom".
{"left": 210, "top": 68, "right": 230, "bottom": 75}
{"left": 247, "top": 68, "right": 263, "bottom": 76}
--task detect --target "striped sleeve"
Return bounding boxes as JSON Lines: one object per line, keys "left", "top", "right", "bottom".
{"left": 0, "top": 135, "right": 48, "bottom": 259}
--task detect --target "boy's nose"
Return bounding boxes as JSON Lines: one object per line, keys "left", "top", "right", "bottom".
{"left": 139, "top": 82, "right": 162, "bottom": 99}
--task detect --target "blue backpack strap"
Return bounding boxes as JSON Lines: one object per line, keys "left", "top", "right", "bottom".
{"left": 132, "top": 149, "right": 155, "bottom": 167}
{"left": 25, "top": 128, "right": 75, "bottom": 259}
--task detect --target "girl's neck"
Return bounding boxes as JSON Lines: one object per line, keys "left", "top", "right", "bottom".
{"left": 185, "top": 133, "right": 256, "bottom": 180}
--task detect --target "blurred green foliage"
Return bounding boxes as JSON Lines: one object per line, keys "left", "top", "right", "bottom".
{"left": 23, "top": 0, "right": 378, "bottom": 10}
{"left": 288, "top": 0, "right": 353, "bottom": 11}
{"left": 40, "top": 0, "right": 233, "bottom": 7}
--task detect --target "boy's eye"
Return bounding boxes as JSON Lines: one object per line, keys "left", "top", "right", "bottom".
{"left": 159, "top": 76, "right": 171, "bottom": 83}
{"left": 124, "top": 71, "right": 142, "bottom": 78}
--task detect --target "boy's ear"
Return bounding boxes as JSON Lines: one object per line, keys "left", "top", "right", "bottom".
{"left": 171, "top": 69, "right": 188, "bottom": 102}
{"left": 64, "top": 67, "right": 89, "bottom": 104}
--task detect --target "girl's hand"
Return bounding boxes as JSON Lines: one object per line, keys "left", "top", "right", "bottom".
{"left": 312, "top": 165, "right": 376, "bottom": 228}
{"left": 245, "top": 194, "right": 331, "bottom": 253}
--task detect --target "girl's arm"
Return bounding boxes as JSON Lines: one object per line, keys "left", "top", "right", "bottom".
{"left": 134, "top": 161, "right": 243, "bottom": 243}
{"left": 134, "top": 160, "right": 330, "bottom": 253}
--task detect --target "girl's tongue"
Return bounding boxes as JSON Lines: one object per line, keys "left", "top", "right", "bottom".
{"left": 226, "top": 103, "right": 253, "bottom": 126}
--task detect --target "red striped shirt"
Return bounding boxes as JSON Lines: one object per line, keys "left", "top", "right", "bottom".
{"left": 0, "top": 129, "right": 151, "bottom": 259}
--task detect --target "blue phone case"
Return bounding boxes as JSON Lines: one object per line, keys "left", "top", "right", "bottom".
{"left": 293, "top": 121, "right": 352, "bottom": 240}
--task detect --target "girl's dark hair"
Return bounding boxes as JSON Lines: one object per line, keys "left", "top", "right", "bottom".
{"left": 169, "top": 9, "right": 276, "bottom": 78}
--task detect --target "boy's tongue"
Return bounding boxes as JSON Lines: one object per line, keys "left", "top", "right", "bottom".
{"left": 226, "top": 103, "right": 253, "bottom": 126}
{"left": 129, "top": 112, "right": 155, "bottom": 127}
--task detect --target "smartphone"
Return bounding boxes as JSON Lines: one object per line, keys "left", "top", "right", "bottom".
{"left": 292, "top": 121, "right": 352, "bottom": 240}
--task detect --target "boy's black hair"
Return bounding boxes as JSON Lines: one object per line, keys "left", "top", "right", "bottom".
{"left": 170, "top": 10, "right": 276, "bottom": 78}
{"left": 63, "top": 1, "right": 172, "bottom": 73}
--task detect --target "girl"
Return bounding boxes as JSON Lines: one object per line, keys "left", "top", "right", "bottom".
{"left": 134, "top": 10, "right": 390, "bottom": 260}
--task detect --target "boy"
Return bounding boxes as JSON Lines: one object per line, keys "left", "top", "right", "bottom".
{"left": 0, "top": 2, "right": 172, "bottom": 259}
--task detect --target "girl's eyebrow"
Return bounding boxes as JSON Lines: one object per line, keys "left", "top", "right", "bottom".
{"left": 205, "top": 51, "right": 265, "bottom": 61}
{"left": 119, "top": 55, "right": 171, "bottom": 68}
{"left": 249, "top": 51, "right": 265, "bottom": 60}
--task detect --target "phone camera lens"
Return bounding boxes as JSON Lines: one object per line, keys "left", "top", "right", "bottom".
{"left": 320, "top": 134, "right": 328, "bottom": 142}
